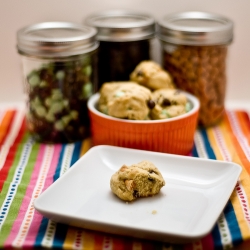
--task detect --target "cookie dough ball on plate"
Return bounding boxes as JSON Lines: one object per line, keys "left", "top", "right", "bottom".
{"left": 110, "top": 160, "right": 165, "bottom": 201}
{"left": 130, "top": 60, "right": 175, "bottom": 90}
{"left": 150, "top": 89, "right": 189, "bottom": 119}
{"left": 98, "top": 82, "right": 153, "bottom": 120}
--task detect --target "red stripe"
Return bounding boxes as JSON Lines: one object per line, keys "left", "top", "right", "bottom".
{"left": 0, "top": 116, "right": 26, "bottom": 192}
{"left": 93, "top": 233, "right": 104, "bottom": 250}
{"left": 201, "top": 233, "right": 215, "bottom": 250}
{"left": 241, "top": 110, "right": 250, "bottom": 124}
{"left": 237, "top": 111, "right": 250, "bottom": 143}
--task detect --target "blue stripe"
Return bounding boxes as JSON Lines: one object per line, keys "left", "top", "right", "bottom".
{"left": 211, "top": 202, "right": 243, "bottom": 249}
{"left": 70, "top": 141, "right": 82, "bottom": 167}
{"left": 52, "top": 222, "right": 69, "bottom": 248}
{"left": 34, "top": 217, "right": 49, "bottom": 247}
{"left": 200, "top": 129, "right": 216, "bottom": 160}
{"left": 211, "top": 223, "right": 223, "bottom": 250}
{"left": 224, "top": 201, "right": 243, "bottom": 246}
{"left": 191, "top": 143, "right": 199, "bottom": 158}
{"left": 53, "top": 144, "right": 66, "bottom": 181}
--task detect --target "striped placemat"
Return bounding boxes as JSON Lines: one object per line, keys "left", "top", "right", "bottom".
{"left": 0, "top": 108, "right": 250, "bottom": 250}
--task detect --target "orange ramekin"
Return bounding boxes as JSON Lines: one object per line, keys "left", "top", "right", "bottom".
{"left": 87, "top": 92, "right": 200, "bottom": 155}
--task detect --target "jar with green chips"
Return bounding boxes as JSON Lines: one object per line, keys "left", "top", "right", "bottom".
{"left": 17, "top": 22, "right": 99, "bottom": 143}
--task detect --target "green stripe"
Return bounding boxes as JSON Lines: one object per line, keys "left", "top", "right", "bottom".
{"left": 0, "top": 134, "right": 40, "bottom": 245}
{"left": 0, "top": 133, "right": 30, "bottom": 207}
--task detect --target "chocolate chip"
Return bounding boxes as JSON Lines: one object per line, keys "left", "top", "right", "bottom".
{"left": 40, "top": 68, "right": 51, "bottom": 81}
{"left": 136, "top": 70, "right": 144, "bottom": 77}
{"left": 162, "top": 98, "right": 171, "bottom": 106}
{"left": 133, "top": 190, "right": 139, "bottom": 198}
{"left": 147, "top": 100, "right": 155, "bottom": 109}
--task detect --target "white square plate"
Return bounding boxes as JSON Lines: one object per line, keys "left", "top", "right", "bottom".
{"left": 34, "top": 145, "right": 242, "bottom": 243}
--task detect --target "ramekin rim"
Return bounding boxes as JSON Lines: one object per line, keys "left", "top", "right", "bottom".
{"left": 87, "top": 90, "right": 200, "bottom": 124}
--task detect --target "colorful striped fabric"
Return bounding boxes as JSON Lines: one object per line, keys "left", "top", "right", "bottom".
{"left": 0, "top": 108, "right": 250, "bottom": 250}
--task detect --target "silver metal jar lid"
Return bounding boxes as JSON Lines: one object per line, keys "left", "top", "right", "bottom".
{"left": 158, "top": 11, "right": 234, "bottom": 45}
{"left": 85, "top": 10, "right": 155, "bottom": 42}
{"left": 17, "top": 22, "right": 99, "bottom": 58}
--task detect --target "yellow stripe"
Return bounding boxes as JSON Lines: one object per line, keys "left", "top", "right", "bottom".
{"left": 82, "top": 231, "right": 95, "bottom": 250}
{"left": 63, "top": 228, "right": 76, "bottom": 249}
{"left": 207, "top": 122, "right": 250, "bottom": 240}
{"left": 80, "top": 137, "right": 92, "bottom": 157}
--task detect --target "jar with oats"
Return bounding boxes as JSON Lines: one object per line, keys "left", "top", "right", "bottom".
{"left": 17, "top": 22, "right": 99, "bottom": 143}
{"left": 158, "top": 12, "right": 233, "bottom": 127}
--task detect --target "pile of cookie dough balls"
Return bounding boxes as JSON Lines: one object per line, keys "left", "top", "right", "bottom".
{"left": 98, "top": 61, "right": 191, "bottom": 121}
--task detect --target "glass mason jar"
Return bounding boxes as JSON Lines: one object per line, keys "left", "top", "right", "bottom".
{"left": 158, "top": 12, "right": 233, "bottom": 127}
{"left": 85, "top": 10, "right": 156, "bottom": 90}
{"left": 17, "top": 22, "right": 99, "bottom": 143}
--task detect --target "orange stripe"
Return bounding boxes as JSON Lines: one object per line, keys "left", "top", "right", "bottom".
{"left": 0, "top": 110, "right": 15, "bottom": 145}
{"left": 209, "top": 116, "right": 250, "bottom": 240}
{"left": 236, "top": 111, "right": 250, "bottom": 144}
{"left": 232, "top": 240, "right": 250, "bottom": 250}
{"left": 224, "top": 112, "right": 250, "bottom": 175}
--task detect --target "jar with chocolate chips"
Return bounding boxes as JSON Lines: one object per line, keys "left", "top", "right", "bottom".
{"left": 158, "top": 12, "right": 233, "bottom": 127}
{"left": 17, "top": 22, "right": 99, "bottom": 143}
{"left": 85, "top": 10, "right": 156, "bottom": 90}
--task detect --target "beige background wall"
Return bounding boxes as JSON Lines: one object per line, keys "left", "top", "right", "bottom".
{"left": 0, "top": 0, "right": 249, "bottom": 103}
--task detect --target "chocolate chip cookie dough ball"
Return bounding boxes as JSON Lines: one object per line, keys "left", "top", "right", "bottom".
{"left": 98, "top": 82, "right": 153, "bottom": 120}
{"left": 150, "top": 89, "right": 190, "bottom": 119}
{"left": 110, "top": 160, "right": 165, "bottom": 201}
{"left": 130, "top": 60, "right": 175, "bottom": 90}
